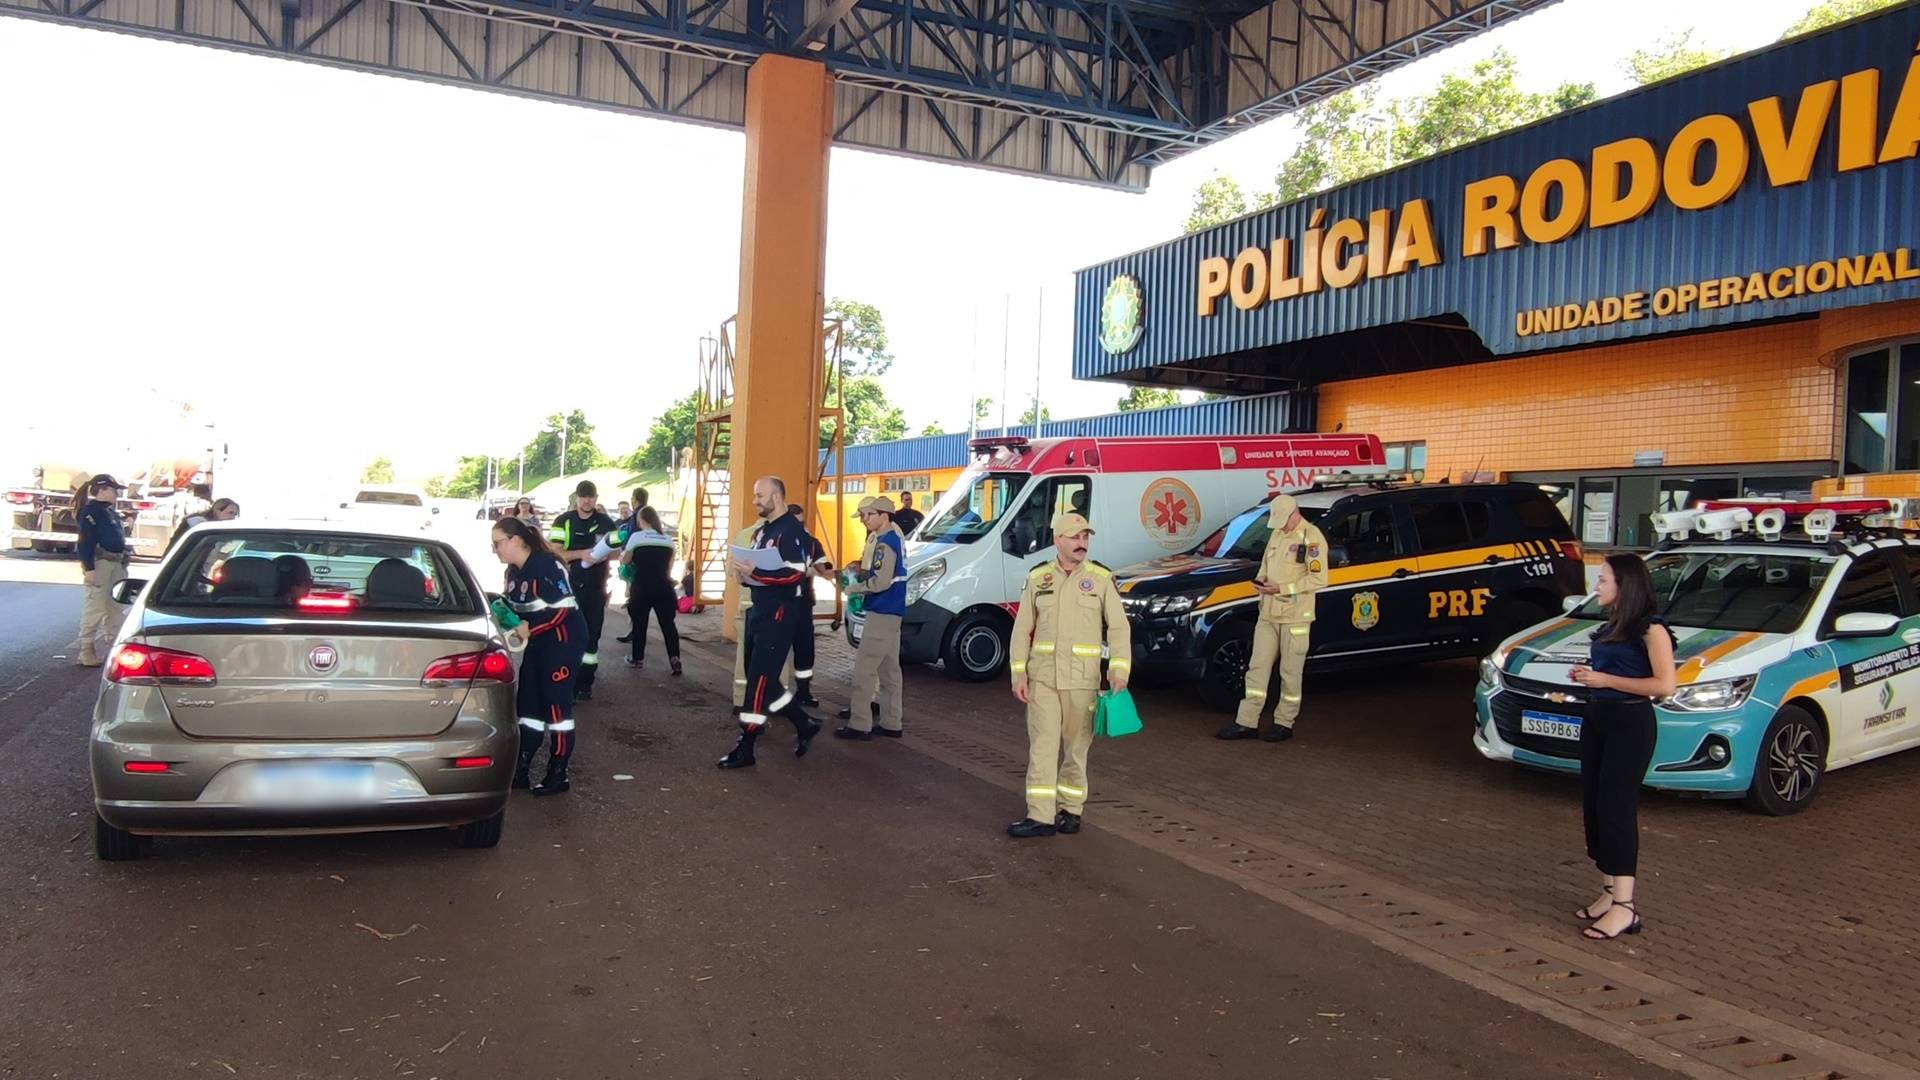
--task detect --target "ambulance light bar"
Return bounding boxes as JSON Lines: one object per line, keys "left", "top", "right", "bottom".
{"left": 967, "top": 436, "right": 1030, "bottom": 454}
{"left": 1303, "top": 468, "right": 1424, "bottom": 489}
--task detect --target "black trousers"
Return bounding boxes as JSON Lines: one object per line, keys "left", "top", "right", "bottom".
{"left": 742, "top": 597, "right": 804, "bottom": 722}
{"left": 627, "top": 583, "right": 681, "bottom": 663}
{"left": 793, "top": 588, "right": 817, "bottom": 683}
{"left": 573, "top": 573, "right": 608, "bottom": 692}
{"left": 1580, "top": 699, "right": 1658, "bottom": 877}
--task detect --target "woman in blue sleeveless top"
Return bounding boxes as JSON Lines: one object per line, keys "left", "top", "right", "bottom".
{"left": 1567, "top": 554, "right": 1676, "bottom": 941}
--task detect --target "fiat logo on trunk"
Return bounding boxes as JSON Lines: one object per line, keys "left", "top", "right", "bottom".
{"left": 309, "top": 645, "right": 338, "bottom": 672}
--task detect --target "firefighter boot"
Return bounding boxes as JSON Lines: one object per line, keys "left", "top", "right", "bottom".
{"left": 512, "top": 727, "right": 543, "bottom": 790}
{"left": 717, "top": 726, "right": 758, "bottom": 770}
{"left": 532, "top": 730, "right": 573, "bottom": 796}
{"left": 784, "top": 702, "right": 823, "bottom": 758}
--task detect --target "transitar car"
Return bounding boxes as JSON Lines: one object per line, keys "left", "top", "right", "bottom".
{"left": 1475, "top": 498, "right": 1920, "bottom": 815}
{"left": 89, "top": 521, "right": 517, "bottom": 860}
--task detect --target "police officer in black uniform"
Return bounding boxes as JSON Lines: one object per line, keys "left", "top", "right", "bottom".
{"left": 547, "top": 480, "right": 619, "bottom": 701}
{"left": 718, "top": 477, "right": 824, "bottom": 770}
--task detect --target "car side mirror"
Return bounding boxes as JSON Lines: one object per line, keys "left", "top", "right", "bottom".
{"left": 1830, "top": 611, "right": 1901, "bottom": 638}
{"left": 431, "top": 506, "right": 442, "bottom": 515}
{"left": 1562, "top": 594, "right": 1586, "bottom": 613}
{"left": 110, "top": 578, "right": 148, "bottom": 605}
{"left": 339, "top": 502, "right": 350, "bottom": 510}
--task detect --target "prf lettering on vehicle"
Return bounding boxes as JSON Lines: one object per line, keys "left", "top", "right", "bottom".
{"left": 1428, "top": 588, "right": 1492, "bottom": 619}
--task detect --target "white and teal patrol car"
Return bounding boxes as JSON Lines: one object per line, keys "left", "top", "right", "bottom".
{"left": 1474, "top": 498, "right": 1920, "bottom": 815}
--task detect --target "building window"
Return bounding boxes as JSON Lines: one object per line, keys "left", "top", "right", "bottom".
{"left": 841, "top": 478, "right": 867, "bottom": 494}
{"left": 1383, "top": 441, "right": 1427, "bottom": 474}
{"left": 882, "top": 474, "right": 931, "bottom": 492}
{"left": 1843, "top": 339, "right": 1920, "bottom": 473}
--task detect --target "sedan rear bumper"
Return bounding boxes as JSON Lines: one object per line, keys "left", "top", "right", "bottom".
{"left": 98, "top": 790, "right": 507, "bottom": 835}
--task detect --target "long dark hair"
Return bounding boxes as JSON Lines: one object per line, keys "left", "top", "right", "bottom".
{"left": 1598, "top": 553, "right": 1658, "bottom": 643}
{"left": 493, "top": 515, "right": 554, "bottom": 561}
{"left": 638, "top": 506, "right": 665, "bottom": 533}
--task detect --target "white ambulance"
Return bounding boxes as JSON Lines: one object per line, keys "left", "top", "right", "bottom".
{"left": 848, "top": 432, "right": 1386, "bottom": 680}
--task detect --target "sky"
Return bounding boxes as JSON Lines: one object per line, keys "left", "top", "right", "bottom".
{"left": 0, "top": 0, "right": 1830, "bottom": 496}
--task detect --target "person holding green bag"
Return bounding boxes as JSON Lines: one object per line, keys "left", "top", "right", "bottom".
{"left": 837, "top": 497, "right": 907, "bottom": 740}
{"left": 1006, "top": 511, "right": 1131, "bottom": 839}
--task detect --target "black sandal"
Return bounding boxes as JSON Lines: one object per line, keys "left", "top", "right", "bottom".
{"left": 1582, "top": 900, "right": 1641, "bottom": 940}
{"left": 1575, "top": 885, "right": 1612, "bottom": 921}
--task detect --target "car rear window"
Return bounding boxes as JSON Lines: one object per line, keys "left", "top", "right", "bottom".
{"left": 356, "top": 491, "right": 423, "bottom": 507}
{"left": 155, "top": 532, "right": 479, "bottom": 613}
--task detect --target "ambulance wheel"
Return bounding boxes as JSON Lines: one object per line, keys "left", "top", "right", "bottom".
{"left": 943, "top": 611, "right": 1009, "bottom": 682}
{"left": 1200, "top": 622, "right": 1256, "bottom": 712}
{"left": 1745, "top": 705, "right": 1825, "bottom": 816}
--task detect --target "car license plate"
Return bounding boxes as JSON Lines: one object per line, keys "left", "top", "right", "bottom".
{"left": 244, "top": 762, "right": 379, "bottom": 805}
{"left": 1520, "top": 710, "right": 1582, "bottom": 741}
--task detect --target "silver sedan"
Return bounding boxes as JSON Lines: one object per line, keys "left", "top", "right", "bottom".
{"left": 89, "top": 521, "right": 518, "bottom": 860}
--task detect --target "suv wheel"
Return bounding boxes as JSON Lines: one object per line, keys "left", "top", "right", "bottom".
{"left": 1745, "top": 705, "right": 1825, "bottom": 816}
{"left": 94, "top": 814, "right": 144, "bottom": 861}
{"left": 1200, "top": 621, "right": 1255, "bottom": 712}
{"left": 943, "top": 611, "right": 1009, "bottom": 682}
{"left": 454, "top": 808, "right": 506, "bottom": 849}
{"left": 1483, "top": 598, "right": 1551, "bottom": 656}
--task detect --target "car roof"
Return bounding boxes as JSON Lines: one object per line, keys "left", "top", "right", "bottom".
{"left": 186, "top": 519, "right": 449, "bottom": 544}
{"left": 1289, "top": 482, "right": 1540, "bottom": 511}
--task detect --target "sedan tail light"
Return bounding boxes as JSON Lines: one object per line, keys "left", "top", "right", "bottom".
{"left": 5, "top": 490, "right": 33, "bottom": 505}
{"left": 421, "top": 646, "right": 515, "bottom": 686}
{"left": 108, "top": 643, "right": 217, "bottom": 685}
{"left": 1559, "top": 540, "right": 1585, "bottom": 561}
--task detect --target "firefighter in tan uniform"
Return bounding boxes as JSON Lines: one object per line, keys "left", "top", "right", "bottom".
{"left": 1007, "top": 512, "right": 1131, "bottom": 839}
{"left": 1217, "top": 492, "right": 1328, "bottom": 744}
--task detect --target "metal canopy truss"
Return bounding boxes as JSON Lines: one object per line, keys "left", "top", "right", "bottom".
{"left": 1, "top": 0, "right": 1554, "bottom": 188}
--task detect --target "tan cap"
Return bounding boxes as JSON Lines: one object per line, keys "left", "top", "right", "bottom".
{"left": 1267, "top": 492, "right": 1299, "bottom": 519}
{"left": 852, "top": 496, "right": 877, "bottom": 516}
{"left": 868, "top": 495, "right": 897, "bottom": 515}
{"left": 1050, "top": 511, "right": 1094, "bottom": 537}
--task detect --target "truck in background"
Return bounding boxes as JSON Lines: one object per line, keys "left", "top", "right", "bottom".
{"left": 7, "top": 447, "right": 221, "bottom": 559}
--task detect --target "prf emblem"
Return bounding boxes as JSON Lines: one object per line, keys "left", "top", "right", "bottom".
{"left": 1351, "top": 591, "right": 1381, "bottom": 632}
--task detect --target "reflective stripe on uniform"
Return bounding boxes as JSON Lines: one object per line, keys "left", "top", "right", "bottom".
{"left": 550, "top": 718, "right": 576, "bottom": 731}
{"left": 1243, "top": 688, "right": 1267, "bottom": 701}
{"left": 794, "top": 669, "right": 814, "bottom": 679}
{"left": 510, "top": 595, "right": 579, "bottom": 613}
{"left": 1032, "top": 641, "right": 1056, "bottom": 654}
{"left": 582, "top": 653, "right": 599, "bottom": 665}
{"left": 767, "top": 690, "right": 793, "bottom": 713}
{"left": 1289, "top": 625, "right": 1309, "bottom": 636}
{"left": 1070, "top": 644, "right": 1101, "bottom": 658}
{"left": 1280, "top": 693, "right": 1302, "bottom": 703}
{"left": 1108, "top": 658, "right": 1132, "bottom": 671}
{"left": 1010, "top": 661, "right": 1027, "bottom": 674}
{"left": 1026, "top": 786, "right": 1057, "bottom": 797}
{"left": 734, "top": 678, "right": 749, "bottom": 686}
{"left": 740, "top": 712, "right": 768, "bottom": 727}
{"left": 519, "top": 717, "right": 548, "bottom": 731}
{"left": 1057, "top": 783, "right": 1086, "bottom": 799}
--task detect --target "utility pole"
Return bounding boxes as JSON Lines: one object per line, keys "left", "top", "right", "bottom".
{"left": 1032, "top": 286, "right": 1044, "bottom": 435}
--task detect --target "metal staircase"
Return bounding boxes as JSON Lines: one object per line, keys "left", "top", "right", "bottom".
{"left": 688, "top": 316, "right": 847, "bottom": 620}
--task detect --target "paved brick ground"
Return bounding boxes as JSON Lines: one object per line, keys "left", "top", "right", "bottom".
{"left": 676, "top": 610, "right": 1920, "bottom": 1071}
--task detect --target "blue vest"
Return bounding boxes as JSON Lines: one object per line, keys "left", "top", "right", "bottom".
{"left": 866, "top": 529, "right": 909, "bottom": 617}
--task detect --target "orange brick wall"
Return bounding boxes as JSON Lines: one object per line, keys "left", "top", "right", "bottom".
{"left": 1317, "top": 299, "right": 1920, "bottom": 480}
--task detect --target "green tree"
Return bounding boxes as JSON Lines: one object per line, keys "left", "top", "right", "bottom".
{"left": 1625, "top": 29, "right": 1726, "bottom": 85}
{"left": 520, "top": 410, "right": 605, "bottom": 478}
{"left": 919, "top": 422, "right": 945, "bottom": 437}
{"left": 1782, "top": 0, "right": 1901, "bottom": 38}
{"left": 423, "top": 476, "right": 448, "bottom": 498}
{"left": 825, "top": 297, "right": 894, "bottom": 377}
{"left": 360, "top": 457, "right": 394, "bottom": 484}
{"left": 1117, "top": 386, "right": 1181, "bottom": 412}
{"left": 972, "top": 398, "right": 994, "bottom": 425}
{"left": 826, "top": 376, "right": 907, "bottom": 446}
{"left": 443, "top": 455, "right": 492, "bottom": 499}
{"left": 1018, "top": 400, "right": 1052, "bottom": 426}
{"left": 1183, "top": 175, "right": 1276, "bottom": 234}
{"left": 1270, "top": 49, "right": 1597, "bottom": 203}
{"left": 631, "top": 393, "right": 699, "bottom": 471}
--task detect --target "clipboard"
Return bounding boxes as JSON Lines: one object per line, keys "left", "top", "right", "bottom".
{"left": 731, "top": 544, "right": 788, "bottom": 573}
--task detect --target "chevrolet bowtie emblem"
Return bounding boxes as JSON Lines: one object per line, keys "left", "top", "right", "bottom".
{"left": 1546, "top": 692, "right": 1575, "bottom": 703}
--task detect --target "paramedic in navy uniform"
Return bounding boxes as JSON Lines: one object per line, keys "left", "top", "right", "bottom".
{"left": 717, "top": 476, "right": 825, "bottom": 770}
{"left": 547, "top": 480, "right": 619, "bottom": 701}
{"left": 494, "top": 516, "right": 589, "bottom": 796}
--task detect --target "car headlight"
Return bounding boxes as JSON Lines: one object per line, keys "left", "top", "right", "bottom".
{"left": 904, "top": 558, "right": 946, "bottom": 606}
{"left": 1663, "top": 674, "right": 1757, "bottom": 713}
{"left": 1124, "top": 591, "right": 1203, "bottom": 618}
{"left": 1479, "top": 656, "right": 1502, "bottom": 690}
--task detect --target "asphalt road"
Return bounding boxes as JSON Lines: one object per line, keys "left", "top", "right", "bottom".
{"left": 0, "top": 559, "right": 1673, "bottom": 1080}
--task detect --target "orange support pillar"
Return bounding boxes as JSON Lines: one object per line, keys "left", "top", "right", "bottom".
{"left": 726, "top": 55, "right": 833, "bottom": 630}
